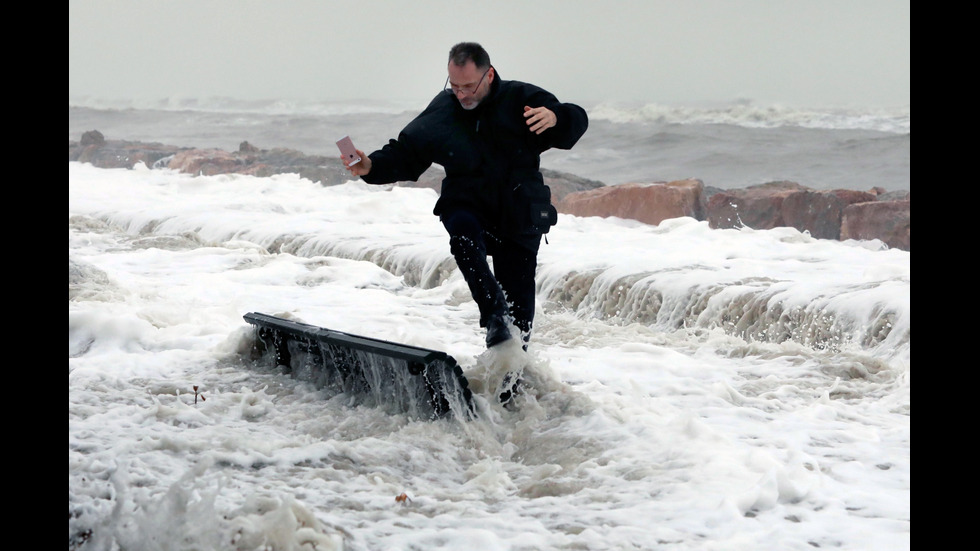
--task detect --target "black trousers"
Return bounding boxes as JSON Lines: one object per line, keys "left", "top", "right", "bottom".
{"left": 441, "top": 210, "right": 539, "bottom": 339}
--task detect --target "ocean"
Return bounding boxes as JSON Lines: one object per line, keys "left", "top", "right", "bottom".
{"left": 69, "top": 98, "right": 910, "bottom": 550}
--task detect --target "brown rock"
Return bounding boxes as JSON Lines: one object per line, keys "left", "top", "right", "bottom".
{"left": 781, "top": 189, "right": 876, "bottom": 240}
{"left": 557, "top": 179, "right": 704, "bottom": 225}
{"left": 80, "top": 130, "right": 105, "bottom": 147}
{"left": 69, "top": 135, "right": 182, "bottom": 169}
{"left": 706, "top": 181, "right": 810, "bottom": 230}
{"left": 841, "top": 200, "right": 910, "bottom": 251}
{"left": 542, "top": 169, "right": 605, "bottom": 203}
{"left": 877, "top": 190, "right": 910, "bottom": 202}
{"left": 167, "top": 148, "right": 245, "bottom": 176}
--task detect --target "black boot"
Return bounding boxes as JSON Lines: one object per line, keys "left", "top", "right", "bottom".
{"left": 486, "top": 313, "right": 513, "bottom": 348}
{"left": 447, "top": 232, "right": 513, "bottom": 349}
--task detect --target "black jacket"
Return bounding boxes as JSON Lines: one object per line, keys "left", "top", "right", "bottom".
{"left": 363, "top": 71, "right": 588, "bottom": 244}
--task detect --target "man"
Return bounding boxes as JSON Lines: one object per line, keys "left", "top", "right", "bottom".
{"left": 342, "top": 42, "right": 588, "bottom": 351}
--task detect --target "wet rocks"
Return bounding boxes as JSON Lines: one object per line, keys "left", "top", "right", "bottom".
{"left": 559, "top": 179, "right": 910, "bottom": 251}
{"left": 70, "top": 130, "right": 183, "bottom": 169}
{"left": 558, "top": 179, "right": 704, "bottom": 226}
{"left": 841, "top": 199, "right": 910, "bottom": 251}
{"left": 69, "top": 132, "right": 910, "bottom": 251}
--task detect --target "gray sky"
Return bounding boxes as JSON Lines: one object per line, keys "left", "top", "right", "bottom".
{"left": 69, "top": 0, "right": 909, "bottom": 108}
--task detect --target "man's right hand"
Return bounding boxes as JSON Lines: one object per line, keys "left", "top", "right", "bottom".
{"left": 342, "top": 149, "right": 372, "bottom": 177}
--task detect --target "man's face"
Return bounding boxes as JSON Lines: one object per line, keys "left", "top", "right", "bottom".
{"left": 447, "top": 61, "right": 493, "bottom": 110}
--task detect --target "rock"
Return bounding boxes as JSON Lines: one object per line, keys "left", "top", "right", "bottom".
{"left": 542, "top": 169, "right": 605, "bottom": 202}
{"left": 168, "top": 148, "right": 245, "bottom": 175}
{"left": 841, "top": 200, "right": 910, "bottom": 251}
{"left": 232, "top": 147, "right": 348, "bottom": 185}
{"left": 558, "top": 179, "right": 704, "bottom": 225}
{"left": 706, "top": 181, "right": 809, "bottom": 230}
{"left": 706, "top": 182, "right": 907, "bottom": 247}
{"left": 877, "top": 190, "right": 910, "bottom": 202}
{"left": 781, "top": 189, "right": 876, "bottom": 240}
{"left": 80, "top": 130, "right": 105, "bottom": 146}
{"left": 69, "top": 136, "right": 183, "bottom": 169}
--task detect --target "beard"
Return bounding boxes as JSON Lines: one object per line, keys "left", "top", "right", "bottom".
{"left": 457, "top": 83, "right": 488, "bottom": 111}
{"left": 458, "top": 96, "right": 480, "bottom": 110}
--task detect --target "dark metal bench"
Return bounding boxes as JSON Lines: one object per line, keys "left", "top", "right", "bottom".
{"left": 244, "top": 313, "right": 474, "bottom": 420}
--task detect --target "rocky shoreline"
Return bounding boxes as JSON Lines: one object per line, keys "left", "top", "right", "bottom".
{"left": 70, "top": 130, "right": 910, "bottom": 251}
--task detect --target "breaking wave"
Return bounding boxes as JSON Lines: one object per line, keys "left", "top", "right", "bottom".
{"left": 71, "top": 207, "right": 908, "bottom": 362}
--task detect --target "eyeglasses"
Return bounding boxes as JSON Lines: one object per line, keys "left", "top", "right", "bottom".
{"left": 444, "top": 66, "right": 491, "bottom": 96}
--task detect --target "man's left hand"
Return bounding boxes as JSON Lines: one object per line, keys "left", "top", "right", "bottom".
{"left": 524, "top": 105, "right": 556, "bottom": 134}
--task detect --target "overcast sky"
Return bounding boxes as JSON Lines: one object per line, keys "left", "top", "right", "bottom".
{"left": 68, "top": 0, "right": 909, "bottom": 108}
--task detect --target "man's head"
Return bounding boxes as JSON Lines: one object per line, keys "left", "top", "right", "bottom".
{"left": 447, "top": 42, "right": 494, "bottom": 110}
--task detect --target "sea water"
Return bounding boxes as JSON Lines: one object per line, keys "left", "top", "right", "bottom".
{"left": 69, "top": 125, "right": 909, "bottom": 550}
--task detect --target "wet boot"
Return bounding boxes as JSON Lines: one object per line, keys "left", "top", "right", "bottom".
{"left": 485, "top": 312, "right": 513, "bottom": 348}
{"left": 448, "top": 233, "right": 513, "bottom": 348}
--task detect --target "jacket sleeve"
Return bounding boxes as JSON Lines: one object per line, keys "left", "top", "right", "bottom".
{"left": 362, "top": 132, "right": 432, "bottom": 185}
{"left": 361, "top": 99, "right": 439, "bottom": 185}
{"left": 547, "top": 101, "right": 589, "bottom": 150}
{"left": 524, "top": 86, "right": 589, "bottom": 151}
